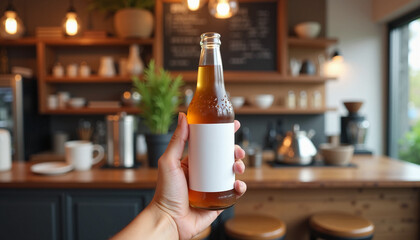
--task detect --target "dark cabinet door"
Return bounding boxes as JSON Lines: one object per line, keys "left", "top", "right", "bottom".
{"left": 0, "top": 191, "right": 62, "bottom": 240}
{"left": 67, "top": 190, "right": 152, "bottom": 240}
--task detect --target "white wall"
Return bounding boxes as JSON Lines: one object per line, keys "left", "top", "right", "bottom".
{"left": 372, "top": 0, "right": 420, "bottom": 22}
{"left": 325, "top": 0, "right": 385, "bottom": 154}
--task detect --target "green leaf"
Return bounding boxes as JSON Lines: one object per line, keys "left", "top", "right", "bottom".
{"left": 132, "top": 60, "right": 184, "bottom": 134}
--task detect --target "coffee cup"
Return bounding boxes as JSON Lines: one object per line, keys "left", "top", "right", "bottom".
{"left": 65, "top": 140, "right": 104, "bottom": 171}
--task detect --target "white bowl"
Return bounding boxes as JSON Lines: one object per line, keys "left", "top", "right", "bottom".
{"left": 231, "top": 96, "right": 245, "bottom": 108}
{"left": 68, "top": 98, "right": 86, "bottom": 108}
{"left": 294, "top": 22, "right": 321, "bottom": 39}
{"left": 254, "top": 94, "right": 274, "bottom": 109}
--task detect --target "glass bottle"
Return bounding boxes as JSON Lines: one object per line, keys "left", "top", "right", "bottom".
{"left": 187, "top": 32, "right": 236, "bottom": 210}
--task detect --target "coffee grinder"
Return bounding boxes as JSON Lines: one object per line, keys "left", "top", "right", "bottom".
{"left": 340, "top": 101, "right": 373, "bottom": 154}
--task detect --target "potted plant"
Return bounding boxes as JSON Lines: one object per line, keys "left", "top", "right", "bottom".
{"left": 89, "top": 0, "right": 155, "bottom": 38}
{"left": 132, "top": 60, "right": 184, "bottom": 167}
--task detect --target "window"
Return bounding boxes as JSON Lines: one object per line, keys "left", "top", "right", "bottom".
{"left": 388, "top": 8, "right": 420, "bottom": 164}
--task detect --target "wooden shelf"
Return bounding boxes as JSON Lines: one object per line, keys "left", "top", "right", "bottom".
{"left": 43, "top": 106, "right": 334, "bottom": 115}
{"left": 44, "top": 107, "right": 140, "bottom": 115}
{"left": 45, "top": 75, "right": 142, "bottom": 83}
{"left": 42, "top": 37, "right": 154, "bottom": 46}
{"left": 287, "top": 37, "right": 338, "bottom": 48}
{"left": 0, "top": 38, "right": 38, "bottom": 46}
{"left": 0, "top": 37, "right": 153, "bottom": 46}
{"left": 173, "top": 71, "right": 337, "bottom": 83}
{"left": 234, "top": 107, "right": 336, "bottom": 114}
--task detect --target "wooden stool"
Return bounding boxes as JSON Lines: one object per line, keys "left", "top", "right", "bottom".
{"left": 309, "top": 212, "right": 374, "bottom": 240}
{"left": 191, "top": 226, "right": 211, "bottom": 240}
{"left": 225, "top": 214, "right": 286, "bottom": 240}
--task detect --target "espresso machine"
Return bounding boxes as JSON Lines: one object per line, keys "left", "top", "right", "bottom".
{"left": 340, "top": 102, "right": 373, "bottom": 154}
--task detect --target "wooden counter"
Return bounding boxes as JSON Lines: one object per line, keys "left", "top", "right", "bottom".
{"left": 1, "top": 155, "right": 419, "bottom": 240}
{"left": 1, "top": 155, "right": 420, "bottom": 189}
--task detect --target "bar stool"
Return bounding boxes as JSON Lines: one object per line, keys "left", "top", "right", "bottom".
{"left": 191, "top": 226, "right": 211, "bottom": 240}
{"left": 309, "top": 212, "right": 374, "bottom": 240}
{"left": 225, "top": 214, "right": 286, "bottom": 240}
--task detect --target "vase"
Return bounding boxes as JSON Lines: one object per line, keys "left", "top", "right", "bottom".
{"left": 114, "top": 8, "right": 154, "bottom": 38}
{"left": 127, "top": 44, "right": 144, "bottom": 76}
{"left": 145, "top": 133, "right": 172, "bottom": 168}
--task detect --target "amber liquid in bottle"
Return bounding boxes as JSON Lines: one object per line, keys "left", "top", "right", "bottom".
{"left": 187, "top": 33, "right": 236, "bottom": 210}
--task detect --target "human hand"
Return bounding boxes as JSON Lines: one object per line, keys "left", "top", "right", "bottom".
{"left": 151, "top": 112, "right": 247, "bottom": 240}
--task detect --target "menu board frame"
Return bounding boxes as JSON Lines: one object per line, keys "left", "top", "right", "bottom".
{"left": 154, "top": 0, "right": 287, "bottom": 79}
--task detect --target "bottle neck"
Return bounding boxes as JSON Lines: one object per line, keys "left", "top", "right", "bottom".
{"left": 197, "top": 45, "right": 225, "bottom": 89}
{"left": 199, "top": 45, "right": 222, "bottom": 67}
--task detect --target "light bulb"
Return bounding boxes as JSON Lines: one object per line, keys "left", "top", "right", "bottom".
{"left": 332, "top": 55, "right": 344, "bottom": 62}
{"left": 0, "top": 10, "right": 24, "bottom": 39}
{"left": 5, "top": 14, "right": 17, "bottom": 34}
{"left": 209, "top": 0, "right": 238, "bottom": 19}
{"left": 63, "top": 12, "right": 80, "bottom": 36}
{"left": 183, "top": 0, "right": 206, "bottom": 11}
{"left": 188, "top": 0, "right": 200, "bottom": 10}
{"left": 216, "top": 1, "right": 230, "bottom": 17}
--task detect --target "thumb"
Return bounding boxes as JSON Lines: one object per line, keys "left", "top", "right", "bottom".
{"left": 161, "top": 112, "right": 188, "bottom": 165}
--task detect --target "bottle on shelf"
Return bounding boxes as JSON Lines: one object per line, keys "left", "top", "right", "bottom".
{"left": 312, "top": 90, "right": 322, "bottom": 109}
{"left": 299, "top": 90, "right": 308, "bottom": 109}
{"left": 187, "top": 32, "right": 236, "bottom": 210}
{"left": 287, "top": 90, "right": 296, "bottom": 109}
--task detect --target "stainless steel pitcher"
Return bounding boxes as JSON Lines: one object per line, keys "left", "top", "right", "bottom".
{"left": 106, "top": 112, "right": 135, "bottom": 168}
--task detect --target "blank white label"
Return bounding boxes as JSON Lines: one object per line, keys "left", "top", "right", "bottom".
{"left": 188, "top": 123, "right": 235, "bottom": 192}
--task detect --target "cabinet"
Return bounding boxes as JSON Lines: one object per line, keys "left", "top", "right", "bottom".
{"left": 66, "top": 191, "right": 148, "bottom": 240}
{"left": 0, "top": 190, "right": 62, "bottom": 240}
{"left": 0, "top": 188, "right": 231, "bottom": 240}
{"left": 0, "top": 189, "right": 152, "bottom": 240}
{"left": 0, "top": 0, "right": 338, "bottom": 115}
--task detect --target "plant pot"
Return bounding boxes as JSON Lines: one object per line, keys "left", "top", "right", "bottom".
{"left": 145, "top": 133, "right": 172, "bottom": 168}
{"left": 114, "top": 8, "right": 154, "bottom": 38}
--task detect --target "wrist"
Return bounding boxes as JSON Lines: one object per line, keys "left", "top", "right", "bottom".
{"left": 148, "top": 201, "right": 179, "bottom": 239}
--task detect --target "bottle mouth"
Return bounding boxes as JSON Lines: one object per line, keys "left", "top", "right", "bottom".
{"left": 200, "top": 32, "right": 221, "bottom": 46}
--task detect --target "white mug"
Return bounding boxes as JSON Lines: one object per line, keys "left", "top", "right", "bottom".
{"left": 65, "top": 141, "right": 104, "bottom": 171}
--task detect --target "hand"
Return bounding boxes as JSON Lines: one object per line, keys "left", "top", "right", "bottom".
{"left": 152, "top": 112, "right": 247, "bottom": 240}
{"left": 112, "top": 112, "right": 246, "bottom": 240}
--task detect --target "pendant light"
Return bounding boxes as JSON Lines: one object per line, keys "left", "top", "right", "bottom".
{"left": 183, "top": 0, "right": 206, "bottom": 11}
{"left": 0, "top": 0, "right": 25, "bottom": 39}
{"left": 62, "top": 0, "right": 81, "bottom": 37}
{"left": 209, "top": 0, "right": 238, "bottom": 19}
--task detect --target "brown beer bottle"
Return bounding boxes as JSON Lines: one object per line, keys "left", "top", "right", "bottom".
{"left": 187, "top": 32, "right": 236, "bottom": 210}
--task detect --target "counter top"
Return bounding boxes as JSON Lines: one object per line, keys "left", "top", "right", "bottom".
{"left": 1, "top": 155, "right": 420, "bottom": 189}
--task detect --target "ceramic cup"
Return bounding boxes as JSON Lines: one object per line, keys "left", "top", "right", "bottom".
{"left": 66, "top": 63, "right": 78, "bottom": 77}
{"left": 79, "top": 62, "right": 91, "bottom": 77}
{"left": 98, "top": 56, "right": 116, "bottom": 77}
{"left": 52, "top": 63, "right": 64, "bottom": 77}
{"left": 65, "top": 140, "right": 104, "bottom": 171}
{"left": 57, "top": 91, "right": 70, "bottom": 108}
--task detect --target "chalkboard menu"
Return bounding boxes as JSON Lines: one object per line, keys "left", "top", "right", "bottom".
{"left": 163, "top": 1, "right": 278, "bottom": 71}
